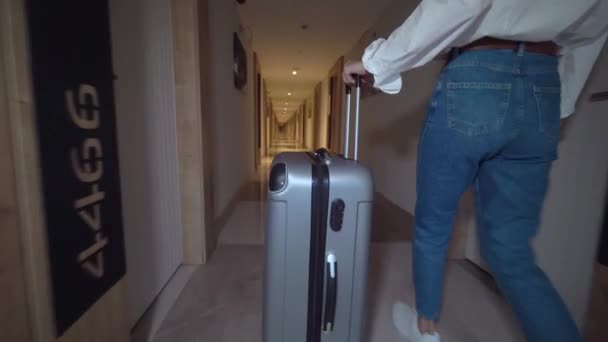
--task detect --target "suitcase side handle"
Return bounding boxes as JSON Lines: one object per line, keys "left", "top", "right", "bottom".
{"left": 323, "top": 253, "right": 338, "bottom": 332}
{"left": 344, "top": 75, "right": 361, "bottom": 160}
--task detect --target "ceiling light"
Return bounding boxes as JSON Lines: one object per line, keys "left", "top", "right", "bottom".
{"left": 288, "top": 92, "right": 292, "bottom": 96}
{"left": 292, "top": 70, "right": 297, "bottom": 75}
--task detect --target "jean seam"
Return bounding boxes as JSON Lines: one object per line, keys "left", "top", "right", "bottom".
{"left": 533, "top": 86, "right": 560, "bottom": 143}
{"left": 475, "top": 178, "right": 483, "bottom": 255}
{"left": 427, "top": 81, "right": 442, "bottom": 121}
{"left": 476, "top": 172, "right": 523, "bottom": 335}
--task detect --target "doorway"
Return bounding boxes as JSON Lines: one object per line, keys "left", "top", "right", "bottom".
{"left": 313, "top": 82, "right": 323, "bottom": 149}
{"left": 254, "top": 53, "right": 262, "bottom": 169}
{"left": 598, "top": 177, "right": 608, "bottom": 266}
{"left": 327, "top": 57, "right": 345, "bottom": 152}
{"left": 302, "top": 102, "right": 307, "bottom": 149}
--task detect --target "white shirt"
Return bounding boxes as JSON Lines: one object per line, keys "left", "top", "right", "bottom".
{"left": 361, "top": 0, "right": 608, "bottom": 118}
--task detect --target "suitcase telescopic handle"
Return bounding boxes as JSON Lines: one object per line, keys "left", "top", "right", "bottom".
{"left": 323, "top": 253, "right": 338, "bottom": 333}
{"left": 344, "top": 75, "right": 362, "bottom": 161}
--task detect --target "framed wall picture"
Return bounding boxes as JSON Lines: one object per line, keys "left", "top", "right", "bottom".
{"left": 233, "top": 32, "right": 247, "bottom": 90}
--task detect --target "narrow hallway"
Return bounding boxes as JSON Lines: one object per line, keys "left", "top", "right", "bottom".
{"left": 3, "top": 0, "right": 608, "bottom": 341}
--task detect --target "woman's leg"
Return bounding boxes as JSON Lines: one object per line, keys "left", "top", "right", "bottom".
{"left": 412, "top": 115, "right": 479, "bottom": 323}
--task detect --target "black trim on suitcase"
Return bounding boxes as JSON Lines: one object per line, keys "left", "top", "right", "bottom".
{"left": 306, "top": 153, "right": 330, "bottom": 342}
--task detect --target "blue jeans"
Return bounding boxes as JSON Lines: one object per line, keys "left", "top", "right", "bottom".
{"left": 413, "top": 47, "right": 582, "bottom": 341}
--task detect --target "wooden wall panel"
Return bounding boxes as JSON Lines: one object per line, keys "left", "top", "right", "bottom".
{"left": 109, "top": 0, "right": 183, "bottom": 327}
{"left": 172, "top": 0, "right": 206, "bottom": 265}
{"left": 196, "top": 0, "right": 218, "bottom": 259}
{"left": 0, "top": 21, "right": 32, "bottom": 341}
{"left": 170, "top": 0, "right": 217, "bottom": 264}
{"left": 327, "top": 57, "right": 345, "bottom": 153}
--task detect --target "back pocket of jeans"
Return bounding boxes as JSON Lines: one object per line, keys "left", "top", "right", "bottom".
{"left": 447, "top": 82, "right": 511, "bottom": 136}
{"left": 533, "top": 85, "right": 560, "bottom": 143}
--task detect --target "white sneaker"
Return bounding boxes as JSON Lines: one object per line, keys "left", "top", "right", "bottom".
{"left": 392, "top": 302, "right": 440, "bottom": 342}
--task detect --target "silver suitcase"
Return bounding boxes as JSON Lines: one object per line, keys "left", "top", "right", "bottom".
{"left": 263, "top": 77, "right": 374, "bottom": 342}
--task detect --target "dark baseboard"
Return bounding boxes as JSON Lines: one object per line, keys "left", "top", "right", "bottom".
{"left": 584, "top": 264, "right": 608, "bottom": 342}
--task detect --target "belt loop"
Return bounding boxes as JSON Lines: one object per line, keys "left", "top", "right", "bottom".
{"left": 450, "top": 47, "right": 460, "bottom": 59}
{"left": 447, "top": 47, "right": 460, "bottom": 63}
{"left": 517, "top": 42, "right": 525, "bottom": 57}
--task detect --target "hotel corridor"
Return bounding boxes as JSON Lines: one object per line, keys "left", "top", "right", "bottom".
{"left": 3, "top": 0, "right": 607, "bottom": 341}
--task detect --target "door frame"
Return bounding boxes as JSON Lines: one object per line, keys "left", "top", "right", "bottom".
{"left": 327, "top": 76, "right": 333, "bottom": 149}
{"left": 253, "top": 52, "right": 261, "bottom": 169}
{"left": 327, "top": 56, "right": 345, "bottom": 152}
{"left": 313, "top": 82, "right": 323, "bottom": 149}
{"left": 171, "top": 0, "right": 216, "bottom": 265}
{"left": 302, "top": 102, "right": 307, "bottom": 149}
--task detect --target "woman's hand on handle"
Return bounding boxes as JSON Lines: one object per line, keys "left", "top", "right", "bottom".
{"left": 342, "top": 60, "right": 367, "bottom": 85}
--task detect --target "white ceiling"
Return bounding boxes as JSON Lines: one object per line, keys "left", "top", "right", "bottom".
{"left": 237, "top": 0, "right": 394, "bottom": 123}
